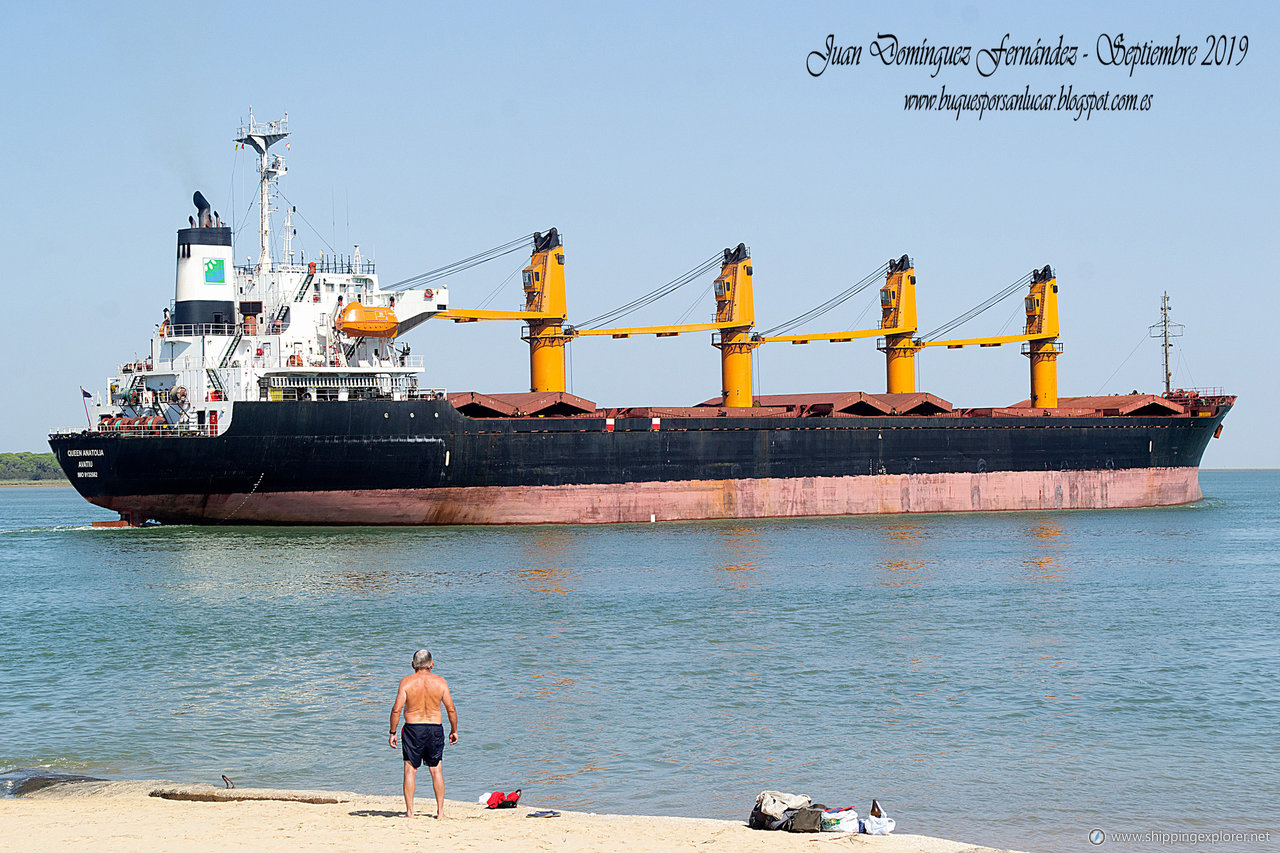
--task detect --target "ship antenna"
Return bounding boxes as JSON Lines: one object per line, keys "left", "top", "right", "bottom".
{"left": 283, "top": 205, "right": 296, "bottom": 267}
{"left": 1148, "top": 291, "right": 1184, "bottom": 395}
{"left": 235, "top": 107, "right": 290, "bottom": 276}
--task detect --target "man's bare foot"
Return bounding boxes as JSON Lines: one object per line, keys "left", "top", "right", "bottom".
{"left": 406, "top": 811, "right": 417, "bottom": 818}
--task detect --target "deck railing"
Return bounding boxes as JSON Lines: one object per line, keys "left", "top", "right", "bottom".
{"left": 123, "top": 354, "right": 423, "bottom": 374}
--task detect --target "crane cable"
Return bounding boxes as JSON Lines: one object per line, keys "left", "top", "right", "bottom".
{"left": 573, "top": 252, "right": 723, "bottom": 330}
{"left": 919, "top": 272, "right": 1033, "bottom": 342}
{"left": 759, "top": 262, "right": 889, "bottom": 337}
{"left": 385, "top": 233, "right": 539, "bottom": 291}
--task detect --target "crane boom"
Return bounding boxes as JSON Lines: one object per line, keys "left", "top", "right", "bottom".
{"left": 919, "top": 265, "right": 1061, "bottom": 407}
{"left": 750, "top": 255, "right": 919, "bottom": 393}
{"left": 919, "top": 331, "right": 1044, "bottom": 349}
{"left": 428, "top": 229, "right": 570, "bottom": 392}
{"left": 757, "top": 325, "right": 912, "bottom": 344}
{"left": 570, "top": 320, "right": 743, "bottom": 338}
{"left": 436, "top": 308, "right": 559, "bottom": 322}
{"left": 567, "top": 243, "right": 759, "bottom": 407}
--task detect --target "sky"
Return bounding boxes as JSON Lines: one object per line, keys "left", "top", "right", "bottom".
{"left": 2, "top": 1, "right": 1276, "bottom": 467}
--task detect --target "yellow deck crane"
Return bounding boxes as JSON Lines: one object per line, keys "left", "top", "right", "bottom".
{"left": 567, "top": 244, "right": 759, "bottom": 407}
{"left": 915, "top": 265, "right": 1061, "bottom": 407}
{"left": 434, "top": 229, "right": 570, "bottom": 393}
{"left": 752, "top": 254, "right": 921, "bottom": 393}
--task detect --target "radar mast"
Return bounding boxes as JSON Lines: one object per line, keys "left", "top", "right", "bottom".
{"left": 235, "top": 108, "right": 289, "bottom": 276}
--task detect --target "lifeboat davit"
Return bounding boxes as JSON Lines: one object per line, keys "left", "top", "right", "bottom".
{"left": 336, "top": 302, "right": 398, "bottom": 338}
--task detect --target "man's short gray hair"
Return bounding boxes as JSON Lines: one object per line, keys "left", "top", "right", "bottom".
{"left": 411, "top": 649, "right": 433, "bottom": 670}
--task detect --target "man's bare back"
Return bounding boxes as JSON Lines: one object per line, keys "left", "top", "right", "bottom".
{"left": 397, "top": 669, "right": 451, "bottom": 724}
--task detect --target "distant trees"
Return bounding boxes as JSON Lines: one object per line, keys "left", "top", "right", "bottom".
{"left": 0, "top": 452, "right": 67, "bottom": 481}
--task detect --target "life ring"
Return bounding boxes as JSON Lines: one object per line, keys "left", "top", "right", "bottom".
{"left": 159, "top": 319, "right": 170, "bottom": 337}
{"left": 424, "top": 288, "right": 434, "bottom": 299}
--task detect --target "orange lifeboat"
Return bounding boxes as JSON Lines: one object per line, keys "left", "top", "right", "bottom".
{"left": 336, "top": 301, "right": 398, "bottom": 338}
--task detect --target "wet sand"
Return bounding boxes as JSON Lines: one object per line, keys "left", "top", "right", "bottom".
{"left": 1, "top": 780, "right": 1027, "bottom": 852}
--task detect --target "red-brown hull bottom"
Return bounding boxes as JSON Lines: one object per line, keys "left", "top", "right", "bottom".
{"left": 93, "top": 467, "right": 1204, "bottom": 525}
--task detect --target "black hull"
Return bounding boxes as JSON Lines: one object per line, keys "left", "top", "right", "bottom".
{"left": 49, "top": 399, "right": 1231, "bottom": 524}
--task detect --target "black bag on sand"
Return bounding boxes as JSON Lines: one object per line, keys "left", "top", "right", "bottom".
{"left": 783, "top": 804, "right": 827, "bottom": 833}
{"left": 748, "top": 804, "right": 771, "bottom": 830}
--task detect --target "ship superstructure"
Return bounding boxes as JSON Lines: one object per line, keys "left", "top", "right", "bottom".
{"left": 50, "top": 114, "right": 1234, "bottom": 526}
{"left": 94, "top": 111, "right": 447, "bottom": 440}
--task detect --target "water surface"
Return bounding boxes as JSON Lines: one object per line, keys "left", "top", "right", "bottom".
{"left": 1, "top": 473, "right": 1276, "bottom": 852}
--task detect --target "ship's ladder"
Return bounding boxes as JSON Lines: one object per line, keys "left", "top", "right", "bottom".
{"left": 291, "top": 270, "right": 313, "bottom": 303}
{"left": 218, "top": 330, "right": 243, "bottom": 368}
{"left": 205, "top": 368, "right": 228, "bottom": 400}
{"left": 259, "top": 271, "right": 314, "bottom": 336}
{"left": 292, "top": 270, "right": 315, "bottom": 303}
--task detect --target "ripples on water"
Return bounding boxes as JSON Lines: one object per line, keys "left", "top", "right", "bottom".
{"left": 1, "top": 473, "right": 1277, "bottom": 852}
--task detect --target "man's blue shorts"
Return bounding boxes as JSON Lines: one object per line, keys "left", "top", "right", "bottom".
{"left": 401, "top": 723, "right": 445, "bottom": 768}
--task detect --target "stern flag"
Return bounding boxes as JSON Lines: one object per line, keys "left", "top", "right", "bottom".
{"left": 81, "top": 387, "right": 92, "bottom": 398}
{"left": 80, "top": 387, "right": 92, "bottom": 427}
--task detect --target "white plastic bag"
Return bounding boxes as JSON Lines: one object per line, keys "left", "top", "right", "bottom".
{"left": 862, "top": 814, "right": 896, "bottom": 835}
{"left": 820, "top": 807, "right": 859, "bottom": 832}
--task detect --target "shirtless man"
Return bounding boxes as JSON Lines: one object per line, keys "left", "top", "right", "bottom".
{"left": 389, "top": 649, "right": 458, "bottom": 818}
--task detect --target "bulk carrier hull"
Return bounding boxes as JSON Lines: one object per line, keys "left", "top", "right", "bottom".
{"left": 49, "top": 398, "right": 1231, "bottom": 526}
{"left": 52, "top": 116, "right": 1235, "bottom": 526}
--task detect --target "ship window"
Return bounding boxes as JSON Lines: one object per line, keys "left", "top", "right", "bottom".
{"left": 522, "top": 271, "right": 532, "bottom": 287}
{"left": 534, "top": 271, "right": 541, "bottom": 282}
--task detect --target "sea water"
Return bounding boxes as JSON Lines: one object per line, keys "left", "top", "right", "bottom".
{"left": 0, "top": 472, "right": 1276, "bottom": 852}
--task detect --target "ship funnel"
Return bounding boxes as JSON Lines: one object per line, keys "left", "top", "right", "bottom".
{"left": 193, "top": 191, "right": 213, "bottom": 227}
{"left": 175, "top": 192, "right": 234, "bottom": 328}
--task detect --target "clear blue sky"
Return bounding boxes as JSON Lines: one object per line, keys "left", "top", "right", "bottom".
{"left": 3, "top": 1, "right": 1275, "bottom": 467}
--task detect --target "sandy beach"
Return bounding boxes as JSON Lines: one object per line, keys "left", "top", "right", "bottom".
{"left": 0, "top": 780, "right": 1026, "bottom": 852}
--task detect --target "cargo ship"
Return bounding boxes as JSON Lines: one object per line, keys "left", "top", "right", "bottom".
{"left": 49, "top": 113, "right": 1234, "bottom": 526}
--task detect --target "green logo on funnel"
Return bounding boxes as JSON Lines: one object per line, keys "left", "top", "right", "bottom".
{"left": 204, "top": 258, "right": 225, "bottom": 284}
